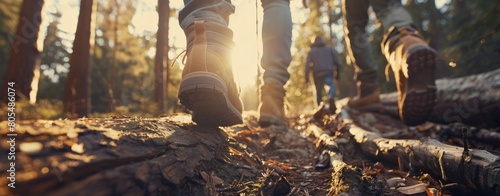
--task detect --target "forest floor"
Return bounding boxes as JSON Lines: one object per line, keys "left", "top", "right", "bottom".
{"left": 1, "top": 98, "right": 499, "bottom": 195}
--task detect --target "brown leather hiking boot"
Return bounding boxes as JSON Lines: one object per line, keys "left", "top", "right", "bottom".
{"left": 382, "top": 26, "right": 437, "bottom": 126}
{"left": 347, "top": 82, "right": 381, "bottom": 110}
{"left": 178, "top": 21, "right": 243, "bottom": 126}
{"left": 312, "top": 98, "right": 337, "bottom": 120}
{"left": 328, "top": 98, "right": 337, "bottom": 114}
{"left": 258, "top": 82, "right": 288, "bottom": 127}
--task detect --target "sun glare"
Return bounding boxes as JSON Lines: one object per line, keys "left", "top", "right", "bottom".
{"left": 229, "top": 0, "right": 306, "bottom": 88}
{"left": 229, "top": 1, "right": 261, "bottom": 88}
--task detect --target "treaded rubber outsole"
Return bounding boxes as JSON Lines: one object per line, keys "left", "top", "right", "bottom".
{"left": 178, "top": 72, "right": 242, "bottom": 126}
{"left": 400, "top": 46, "right": 437, "bottom": 126}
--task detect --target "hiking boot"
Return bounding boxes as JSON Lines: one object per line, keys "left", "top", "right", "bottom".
{"left": 382, "top": 25, "right": 437, "bottom": 126}
{"left": 347, "top": 82, "right": 380, "bottom": 109}
{"left": 178, "top": 21, "right": 243, "bottom": 126}
{"left": 328, "top": 98, "right": 337, "bottom": 114}
{"left": 312, "top": 101, "right": 328, "bottom": 120}
{"left": 258, "top": 82, "right": 288, "bottom": 127}
{"left": 311, "top": 98, "right": 337, "bottom": 121}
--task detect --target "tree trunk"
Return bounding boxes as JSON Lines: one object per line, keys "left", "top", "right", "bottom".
{"left": 107, "top": 0, "right": 119, "bottom": 112}
{"left": 63, "top": 0, "right": 97, "bottom": 117}
{"left": 164, "top": 1, "right": 170, "bottom": 113}
{"left": 0, "top": 115, "right": 255, "bottom": 195}
{"left": 380, "top": 68, "right": 500, "bottom": 127}
{"left": 154, "top": 0, "right": 168, "bottom": 114}
{"left": 1, "top": 0, "right": 44, "bottom": 104}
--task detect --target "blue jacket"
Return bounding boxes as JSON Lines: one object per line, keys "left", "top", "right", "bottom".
{"left": 305, "top": 37, "right": 341, "bottom": 83}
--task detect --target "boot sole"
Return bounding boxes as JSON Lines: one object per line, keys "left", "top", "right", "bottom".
{"left": 178, "top": 72, "right": 242, "bottom": 126}
{"left": 400, "top": 46, "right": 437, "bottom": 126}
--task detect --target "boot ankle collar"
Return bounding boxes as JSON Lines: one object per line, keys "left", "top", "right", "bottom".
{"left": 381, "top": 25, "right": 422, "bottom": 57}
{"left": 382, "top": 25, "right": 420, "bottom": 49}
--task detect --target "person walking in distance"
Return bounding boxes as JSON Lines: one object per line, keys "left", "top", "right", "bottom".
{"left": 305, "top": 36, "right": 341, "bottom": 114}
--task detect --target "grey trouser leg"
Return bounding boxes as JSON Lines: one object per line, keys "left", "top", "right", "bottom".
{"left": 343, "top": 0, "right": 414, "bottom": 84}
{"left": 260, "top": 0, "right": 292, "bottom": 86}
{"left": 179, "top": 0, "right": 235, "bottom": 30}
{"left": 343, "top": 0, "right": 377, "bottom": 84}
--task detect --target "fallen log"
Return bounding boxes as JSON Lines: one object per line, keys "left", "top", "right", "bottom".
{"left": 439, "top": 126, "right": 500, "bottom": 146}
{"left": 340, "top": 110, "right": 500, "bottom": 195}
{"left": 380, "top": 68, "right": 500, "bottom": 127}
{"left": 0, "top": 115, "right": 262, "bottom": 195}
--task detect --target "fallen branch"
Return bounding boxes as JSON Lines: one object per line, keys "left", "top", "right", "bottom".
{"left": 341, "top": 110, "right": 500, "bottom": 195}
{"left": 305, "top": 123, "right": 364, "bottom": 195}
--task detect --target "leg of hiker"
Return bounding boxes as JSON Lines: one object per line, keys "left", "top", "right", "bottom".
{"left": 258, "top": 0, "right": 293, "bottom": 127}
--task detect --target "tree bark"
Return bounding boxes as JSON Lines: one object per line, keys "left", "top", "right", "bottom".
{"left": 1, "top": 0, "right": 44, "bottom": 104}
{"left": 107, "top": 0, "right": 119, "bottom": 112}
{"left": 63, "top": 0, "right": 97, "bottom": 117}
{"left": 380, "top": 68, "right": 500, "bottom": 127}
{"left": 340, "top": 110, "right": 500, "bottom": 195}
{"left": 164, "top": 1, "right": 170, "bottom": 113}
{"left": 154, "top": 0, "right": 168, "bottom": 114}
{"left": 0, "top": 115, "right": 253, "bottom": 195}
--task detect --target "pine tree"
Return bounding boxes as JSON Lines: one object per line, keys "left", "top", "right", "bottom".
{"left": 443, "top": 0, "right": 500, "bottom": 77}
{"left": 92, "top": 0, "right": 153, "bottom": 114}
{"left": 39, "top": 10, "right": 70, "bottom": 100}
{"left": 1, "top": 0, "right": 44, "bottom": 104}
{"left": 154, "top": 0, "right": 169, "bottom": 114}
{"left": 63, "top": 0, "right": 97, "bottom": 117}
{"left": 0, "top": 0, "right": 22, "bottom": 80}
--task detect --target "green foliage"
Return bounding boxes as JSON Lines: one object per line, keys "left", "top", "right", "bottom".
{"left": 40, "top": 12, "right": 70, "bottom": 82}
{"left": 443, "top": 0, "right": 500, "bottom": 77}
{"left": 0, "top": 0, "right": 21, "bottom": 83}
{"left": 38, "top": 10, "right": 70, "bottom": 100}
{"left": 91, "top": 0, "right": 182, "bottom": 116}
{"left": 92, "top": 0, "right": 152, "bottom": 113}
{"left": 0, "top": 99, "right": 64, "bottom": 120}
